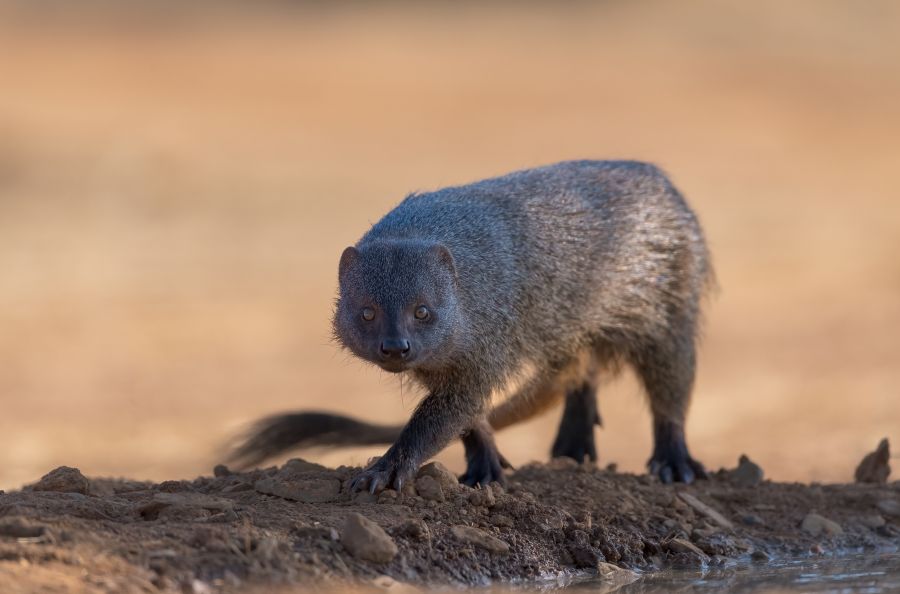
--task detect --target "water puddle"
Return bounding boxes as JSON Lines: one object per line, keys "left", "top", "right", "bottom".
{"left": 564, "top": 552, "right": 900, "bottom": 593}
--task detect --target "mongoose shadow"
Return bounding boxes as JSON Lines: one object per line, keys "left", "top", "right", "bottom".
{"left": 227, "top": 160, "right": 714, "bottom": 490}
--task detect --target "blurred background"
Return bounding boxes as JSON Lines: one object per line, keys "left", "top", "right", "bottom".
{"left": 1, "top": 0, "right": 898, "bottom": 490}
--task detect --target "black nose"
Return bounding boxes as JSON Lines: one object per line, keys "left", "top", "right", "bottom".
{"left": 380, "top": 338, "right": 411, "bottom": 358}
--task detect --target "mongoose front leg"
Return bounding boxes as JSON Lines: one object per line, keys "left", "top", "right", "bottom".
{"left": 350, "top": 389, "right": 482, "bottom": 493}
{"left": 550, "top": 381, "right": 602, "bottom": 463}
{"left": 459, "top": 420, "right": 512, "bottom": 487}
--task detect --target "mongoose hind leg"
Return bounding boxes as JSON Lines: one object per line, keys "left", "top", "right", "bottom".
{"left": 459, "top": 420, "right": 512, "bottom": 487}
{"left": 632, "top": 324, "right": 707, "bottom": 484}
{"left": 550, "top": 381, "right": 602, "bottom": 463}
{"left": 648, "top": 417, "right": 707, "bottom": 484}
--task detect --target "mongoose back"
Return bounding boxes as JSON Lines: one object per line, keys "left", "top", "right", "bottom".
{"left": 229, "top": 160, "right": 713, "bottom": 490}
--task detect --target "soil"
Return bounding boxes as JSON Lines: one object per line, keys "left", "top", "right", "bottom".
{"left": 1, "top": 457, "right": 898, "bottom": 593}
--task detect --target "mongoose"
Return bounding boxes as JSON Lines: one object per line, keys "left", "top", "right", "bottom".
{"left": 228, "top": 160, "right": 713, "bottom": 490}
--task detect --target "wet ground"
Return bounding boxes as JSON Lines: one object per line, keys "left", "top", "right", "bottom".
{"left": 1, "top": 457, "right": 898, "bottom": 593}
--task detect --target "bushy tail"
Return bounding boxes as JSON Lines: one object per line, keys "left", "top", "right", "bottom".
{"left": 226, "top": 412, "right": 403, "bottom": 470}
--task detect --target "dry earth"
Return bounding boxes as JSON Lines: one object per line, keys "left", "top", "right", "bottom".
{"left": 1, "top": 456, "right": 898, "bottom": 593}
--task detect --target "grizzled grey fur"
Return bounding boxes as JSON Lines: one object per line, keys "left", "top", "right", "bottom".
{"left": 229, "top": 160, "right": 713, "bottom": 490}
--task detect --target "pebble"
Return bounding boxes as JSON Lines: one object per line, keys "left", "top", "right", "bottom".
{"left": 212, "top": 465, "right": 232, "bottom": 478}
{"left": 341, "top": 513, "right": 398, "bottom": 563}
{"left": 395, "top": 518, "right": 430, "bottom": 540}
{"left": 416, "top": 462, "right": 458, "bottom": 493}
{"left": 377, "top": 489, "right": 399, "bottom": 505}
{"left": 801, "top": 513, "right": 843, "bottom": 537}
{"left": 450, "top": 525, "right": 510, "bottom": 554}
{"left": 468, "top": 486, "right": 496, "bottom": 508}
{"left": 414, "top": 476, "right": 445, "bottom": 502}
{"left": 0, "top": 519, "right": 46, "bottom": 539}
{"left": 32, "top": 466, "right": 91, "bottom": 495}
{"left": 595, "top": 562, "right": 640, "bottom": 585}
{"left": 876, "top": 499, "right": 900, "bottom": 518}
{"left": 751, "top": 549, "right": 770, "bottom": 562}
{"left": 741, "top": 514, "right": 764, "bottom": 526}
{"left": 678, "top": 493, "right": 734, "bottom": 530}
{"left": 253, "top": 477, "right": 341, "bottom": 503}
{"left": 666, "top": 537, "right": 710, "bottom": 561}
{"left": 730, "top": 454, "right": 764, "bottom": 487}
{"left": 854, "top": 438, "right": 891, "bottom": 484}
{"left": 860, "top": 515, "right": 886, "bottom": 529}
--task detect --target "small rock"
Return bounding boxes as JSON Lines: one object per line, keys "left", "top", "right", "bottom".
{"left": 371, "top": 575, "right": 397, "bottom": 589}
{"left": 467, "top": 486, "right": 496, "bottom": 508}
{"left": 282, "top": 458, "right": 328, "bottom": 474}
{"left": 138, "top": 492, "right": 233, "bottom": 521}
{"left": 341, "top": 514, "right": 398, "bottom": 563}
{"left": 666, "top": 537, "right": 710, "bottom": 561}
{"left": 801, "top": 513, "right": 843, "bottom": 537}
{"left": 854, "top": 438, "right": 890, "bottom": 484}
{"left": 377, "top": 489, "right": 399, "bottom": 505}
{"left": 596, "top": 562, "right": 640, "bottom": 585}
{"left": 860, "top": 515, "right": 886, "bottom": 529}
{"left": 0, "top": 519, "right": 46, "bottom": 539}
{"left": 751, "top": 549, "right": 770, "bottom": 562}
{"left": 489, "top": 513, "right": 514, "bottom": 528}
{"left": 31, "top": 467, "right": 91, "bottom": 495}
{"left": 395, "top": 518, "right": 430, "bottom": 540}
{"left": 222, "top": 481, "right": 254, "bottom": 493}
{"left": 876, "top": 500, "right": 900, "bottom": 518}
{"left": 730, "top": 454, "right": 764, "bottom": 487}
{"left": 254, "top": 477, "right": 341, "bottom": 503}
{"left": 678, "top": 493, "right": 734, "bottom": 530}
{"left": 416, "top": 462, "right": 458, "bottom": 493}
{"left": 741, "top": 514, "right": 764, "bottom": 526}
{"left": 605, "top": 463, "right": 618, "bottom": 473}
{"left": 450, "top": 525, "right": 509, "bottom": 554}
{"left": 414, "top": 476, "right": 445, "bottom": 502}
{"left": 213, "top": 464, "right": 232, "bottom": 478}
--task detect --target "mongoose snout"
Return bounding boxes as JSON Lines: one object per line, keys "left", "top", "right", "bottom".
{"left": 379, "top": 338, "right": 412, "bottom": 358}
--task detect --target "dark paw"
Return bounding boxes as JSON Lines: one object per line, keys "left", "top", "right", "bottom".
{"left": 649, "top": 419, "right": 707, "bottom": 484}
{"left": 349, "top": 456, "right": 415, "bottom": 494}
{"left": 459, "top": 447, "right": 512, "bottom": 487}
{"left": 648, "top": 453, "right": 707, "bottom": 484}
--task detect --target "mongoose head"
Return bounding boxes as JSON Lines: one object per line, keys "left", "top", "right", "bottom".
{"left": 333, "top": 239, "right": 461, "bottom": 373}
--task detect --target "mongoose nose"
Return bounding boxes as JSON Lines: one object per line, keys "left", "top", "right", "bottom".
{"left": 380, "top": 338, "right": 411, "bottom": 358}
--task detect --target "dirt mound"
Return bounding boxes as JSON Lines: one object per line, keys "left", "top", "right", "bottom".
{"left": 1, "top": 457, "right": 898, "bottom": 593}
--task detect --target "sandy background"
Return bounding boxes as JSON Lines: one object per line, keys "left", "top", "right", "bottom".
{"left": 0, "top": 1, "right": 898, "bottom": 490}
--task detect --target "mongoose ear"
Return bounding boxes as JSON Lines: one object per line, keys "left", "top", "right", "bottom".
{"left": 339, "top": 246, "right": 359, "bottom": 279}
{"left": 427, "top": 244, "right": 457, "bottom": 281}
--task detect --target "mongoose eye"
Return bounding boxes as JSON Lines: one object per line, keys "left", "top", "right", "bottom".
{"left": 361, "top": 307, "right": 376, "bottom": 322}
{"left": 414, "top": 306, "right": 430, "bottom": 320}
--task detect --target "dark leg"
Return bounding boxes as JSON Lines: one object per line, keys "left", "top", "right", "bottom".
{"left": 349, "top": 387, "right": 484, "bottom": 493}
{"left": 649, "top": 417, "right": 707, "bottom": 484}
{"left": 632, "top": 321, "right": 707, "bottom": 484}
{"left": 460, "top": 420, "right": 512, "bottom": 487}
{"left": 550, "top": 381, "right": 602, "bottom": 463}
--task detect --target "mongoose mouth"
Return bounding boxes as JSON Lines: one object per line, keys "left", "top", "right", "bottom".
{"left": 376, "top": 358, "right": 416, "bottom": 373}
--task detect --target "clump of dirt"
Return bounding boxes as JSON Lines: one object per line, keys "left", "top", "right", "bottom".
{"left": 1, "top": 456, "right": 898, "bottom": 593}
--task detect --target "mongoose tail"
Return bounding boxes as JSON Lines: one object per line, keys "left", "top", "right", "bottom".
{"left": 226, "top": 412, "right": 403, "bottom": 470}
